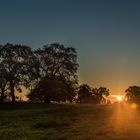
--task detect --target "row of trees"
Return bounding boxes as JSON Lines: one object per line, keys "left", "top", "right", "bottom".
{"left": 77, "top": 84, "right": 110, "bottom": 104}
{"left": 1, "top": 43, "right": 139, "bottom": 104}
{"left": 0, "top": 43, "right": 110, "bottom": 104}
{"left": 0, "top": 43, "right": 78, "bottom": 103}
{"left": 77, "top": 85, "right": 140, "bottom": 104}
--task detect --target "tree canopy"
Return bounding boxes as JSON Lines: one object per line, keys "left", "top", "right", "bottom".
{"left": 0, "top": 44, "right": 35, "bottom": 103}
{"left": 0, "top": 42, "right": 112, "bottom": 105}
{"left": 28, "top": 43, "right": 78, "bottom": 103}
{"left": 125, "top": 86, "right": 140, "bottom": 103}
{"left": 77, "top": 84, "right": 110, "bottom": 104}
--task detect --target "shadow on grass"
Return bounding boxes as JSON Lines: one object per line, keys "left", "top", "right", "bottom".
{"left": 33, "top": 119, "right": 69, "bottom": 129}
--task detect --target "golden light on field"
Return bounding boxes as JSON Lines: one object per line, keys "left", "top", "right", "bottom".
{"left": 116, "top": 96, "right": 123, "bottom": 102}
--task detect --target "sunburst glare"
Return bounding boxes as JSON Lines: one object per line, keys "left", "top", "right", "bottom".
{"left": 116, "top": 96, "right": 123, "bottom": 102}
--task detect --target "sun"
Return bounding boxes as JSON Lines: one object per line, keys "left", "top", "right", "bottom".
{"left": 116, "top": 96, "right": 123, "bottom": 102}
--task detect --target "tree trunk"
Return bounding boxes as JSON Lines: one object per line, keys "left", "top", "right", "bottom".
{"left": 0, "top": 89, "right": 4, "bottom": 103}
{"left": 11, "top": 89, "right": 15, "bottom": 103}
{"left": 10, "top": 81, "right": 15, "bottom": 103}
{"left": 44, "top": 97, "right": 50, "bottom": 103}
{"left": 79, "top": 98, "right": 82, "bottom": 104}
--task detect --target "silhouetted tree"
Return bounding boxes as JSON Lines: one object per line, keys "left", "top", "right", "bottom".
{"left": 28, "top": 43, "right": 78, "bottom": 103}
{"left": 77, "top": 85, "right": 110, "bottom": 104}
{"left": 78, "top": 84, "right": 92, "bottom": 103}
{"left": 28, "top": 77, "right": 76, "bottom": 103}
{"left": 0, "top": 46, "right": 8, "bottom": 103}
{"left": 93, "top": 87, "right": 110, "bottom": 104}
{"left": 35, "top": 43, "right": 78, "bottom": 80}
{"left": 0, "top": 44, "right": 34, "bottom": 103}
{"left": 125, "top": 86, "right": 140, "bottom": 103}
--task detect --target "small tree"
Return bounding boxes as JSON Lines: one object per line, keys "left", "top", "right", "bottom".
{"left": 125, "top": 86, "right": 140, "bottom": 103}
{"left": 78, "top": 84, "right": 92, "bottom": 103}
{"left": 77, "top": 85, "right": 110, "bottom": 104}
{"left": 94, "top": 87, "right": 110, "bottom": 104}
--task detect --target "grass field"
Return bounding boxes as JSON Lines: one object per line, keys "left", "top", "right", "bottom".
{"left": 0, "top": 102, "right": 140, "bottom": 140}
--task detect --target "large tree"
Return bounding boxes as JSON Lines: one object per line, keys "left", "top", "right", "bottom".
{"left": 0, "top": 43, "right": 34, "bottom": 103}
{"left": 28, "top": 43, "right": 78, "bottom": 103}
{"left": 28, "top": 77, "right": 76, "bottom": 103}
{"left": 35, "top": 43, "right": 78, "bottom": 80}
{"left": 0, "top": 46, "right": 8, "bottom": 103}
{"left": 125, "top": 86, "right": 140, "bottom": 103}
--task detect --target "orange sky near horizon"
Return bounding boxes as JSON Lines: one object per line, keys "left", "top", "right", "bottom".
{"left": 79, "top": 74, "right": 140, "bottom": 96}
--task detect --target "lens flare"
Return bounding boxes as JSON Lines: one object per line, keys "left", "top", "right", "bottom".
{"left": 130, "top": 103, "right": 137, "bottom": 109}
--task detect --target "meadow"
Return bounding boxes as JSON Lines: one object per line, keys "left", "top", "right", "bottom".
{"left": 0, "top": 103, "right": 140, "bottom": 140}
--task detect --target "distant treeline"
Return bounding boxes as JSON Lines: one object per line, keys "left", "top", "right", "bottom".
{"left": 0, "top": 43, "right": 139, "bottom": 104}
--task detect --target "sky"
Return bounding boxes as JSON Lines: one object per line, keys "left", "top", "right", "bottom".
{"left": 0, "top": 0, "right": 140, "bottom": 95}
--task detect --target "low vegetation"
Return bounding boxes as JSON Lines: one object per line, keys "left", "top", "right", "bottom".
{"left": 0, "top": 103, "right": 140, "bottom": 140}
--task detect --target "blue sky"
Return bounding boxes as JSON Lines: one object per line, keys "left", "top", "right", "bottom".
{"left": 1, "top": 0, "right": 140, "bottom": 94}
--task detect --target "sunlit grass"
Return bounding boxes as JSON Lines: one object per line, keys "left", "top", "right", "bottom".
{"left": 0, "top": 103, "right": 140, "bottom": 139}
